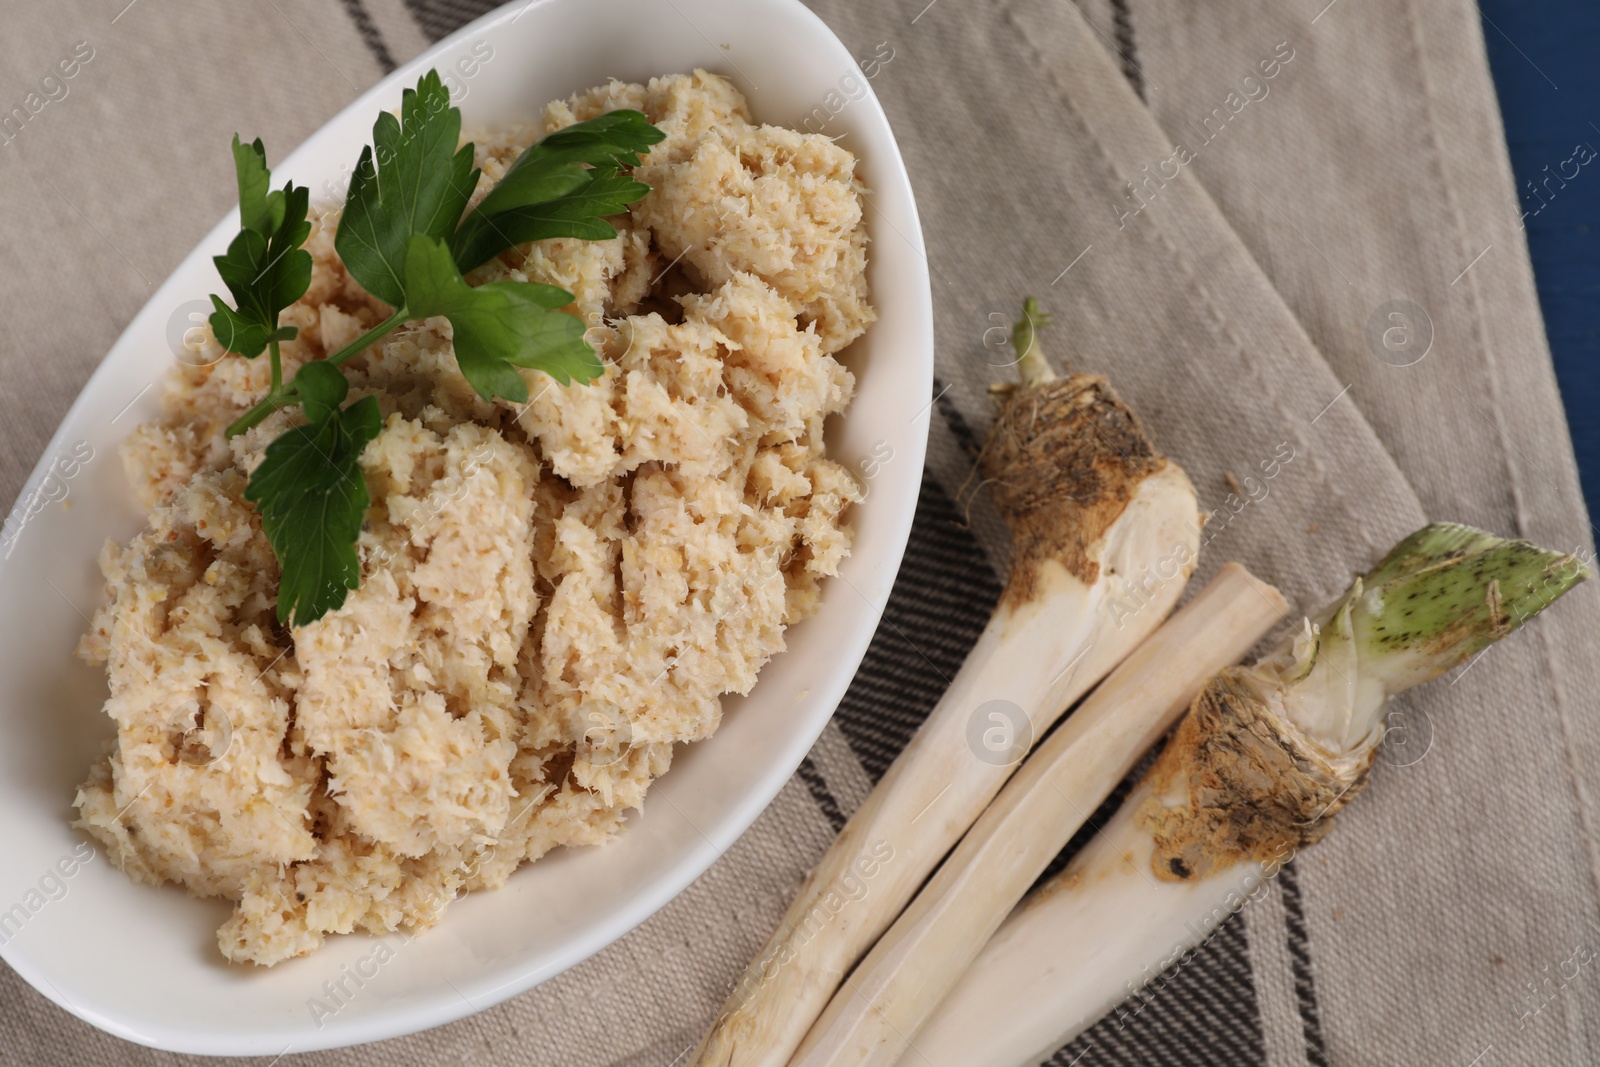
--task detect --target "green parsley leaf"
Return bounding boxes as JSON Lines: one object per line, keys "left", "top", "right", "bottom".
{"left": 404, "top": 234, "right": 600, "bottom": 403}
{"left": 452, "top": 172, "right": 654, "bottom": 275}
{"left": 208, "top": 136, "right": 313, "bottom": 358}
{"left": 450, "top": 111, "right": 664, "bottom": 273}
{"left": 244, "top": 389, "right": 383, "bottom": 628}
{"left": 231, "top": 135, "right": 278, "bottom": 235}
{"left": 335, "top": 70, "right": 479, "bottom": 308}
{"left": 472, "top": 110, "right": 664, "bottom": 216}
{"left": 293, "top": 360, "right": 351, "bottom": 423}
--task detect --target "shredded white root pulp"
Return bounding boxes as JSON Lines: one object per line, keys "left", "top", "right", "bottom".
{"left": 73, "top": 70, "right": 873, "bottom": 966}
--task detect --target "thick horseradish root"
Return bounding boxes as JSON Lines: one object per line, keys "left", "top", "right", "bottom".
{"left": 792, "top": 563, "right": 1287, "bottom": 1067}
{"left": 689, "top": 302, "right": 1201, "bottom": 1067}
{"left": 899, "top": 523, "right": 1589, "bottom": 1067}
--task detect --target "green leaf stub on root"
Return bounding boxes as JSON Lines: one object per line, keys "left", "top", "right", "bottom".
{"left": 1354, "top": 522, "right": 1589, "bottom": 677}
{"left": 1266, "top": 521, "right": 1589, "bottom": 754}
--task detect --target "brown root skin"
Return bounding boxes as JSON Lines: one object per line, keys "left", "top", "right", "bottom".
{"left": 980, "top": 372, "right": 1166, "bottom": 607}
{"left": 1136, "top": 669, "right": 1374, "bottom": 882}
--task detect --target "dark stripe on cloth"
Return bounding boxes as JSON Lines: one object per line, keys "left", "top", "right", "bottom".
{"left": 1048, "top": 909, "right": 1264, "bottom": 1066}
{"left": 795, "top": 756, "right": 847, "bottom": 834}
{"left": 1279, "top": 860, "right": 1332, "bottom": 1066}
{"left": 1109, "top": 0, "right": 1145, "bottom": 99}
{"left": 932, "top": 376, "right": 985, "bottom": 462}
{"left": 339, "top": 0, "right": 398, "bottom": 72}
{"left": 830, "top": 473, "right": 1003, "bottom": 782}
{"left": 402, "top": 0, "right": 506, "bottom": 42}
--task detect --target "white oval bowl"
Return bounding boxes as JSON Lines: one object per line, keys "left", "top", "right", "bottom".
{"left": 0, "top": 0, "right": 931, "bottom": 1054}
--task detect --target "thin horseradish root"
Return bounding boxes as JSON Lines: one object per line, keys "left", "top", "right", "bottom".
{"left": 688, "top": 302, "right": 1200, "bottom": 1067}
{"left": 791, "top": 563, "right": 1287, "bottom": 1066}
{"left": 900, "top": 524, "right": 1590, "bottom": 1067}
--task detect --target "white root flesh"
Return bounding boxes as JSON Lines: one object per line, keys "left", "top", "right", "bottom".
{"left": 897, "top": 783, "right": 1269, "bottom": 1067}
{"left": 794, "top": 563, "right": 1288, "bottom": 1067}
{"left": 690, "top": 465, "right": 1198, "bottom": 1067}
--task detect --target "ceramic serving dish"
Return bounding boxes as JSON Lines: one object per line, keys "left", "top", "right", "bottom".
{"left": 0, "top": 0, "right": 931, "bottom": 1054}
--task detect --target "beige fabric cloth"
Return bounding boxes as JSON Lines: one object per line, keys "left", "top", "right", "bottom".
{"left": 1, "top": 0, "right": 1595, "bottom": 1063}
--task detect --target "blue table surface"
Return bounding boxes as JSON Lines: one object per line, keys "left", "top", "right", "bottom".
{"left": 1480, "top": 3, "right": 1600, "bottom": 523}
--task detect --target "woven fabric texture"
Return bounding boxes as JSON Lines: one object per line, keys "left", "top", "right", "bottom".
{"left": 0, "top": 0, "right": 1594, "bottom": 1064}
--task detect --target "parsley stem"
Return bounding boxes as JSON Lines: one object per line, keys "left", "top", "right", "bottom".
{"left": 224, "top": 308, "right": 407, "bottom": 438}
{"left": 326, "top": 308, "right": 408, "bottom": 368}
{"left": 225, "top": 391, "right": 291, "bottom": 437}
{"left": 268, "top": 339, "right": 283, "bottom": 392}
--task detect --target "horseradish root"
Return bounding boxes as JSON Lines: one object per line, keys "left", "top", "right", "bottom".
{"left": 689, "top": 302, "right": 1200, "bottom": 1067}
{"left": 901, "top": 524, "right": 1588, "bottom": 1067}
{"left": 792, "top": 563, "right": 1287, "bottom": 1066}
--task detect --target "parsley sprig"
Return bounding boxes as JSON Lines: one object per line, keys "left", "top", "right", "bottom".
{"left": 203, "top": 69, "right": 663, "bottom": 625}
{"left": 208, "top": 136, "right": 314, "bottom": 393}
{"left": 224, "top": 71, "right": 664, "bottom": 435}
